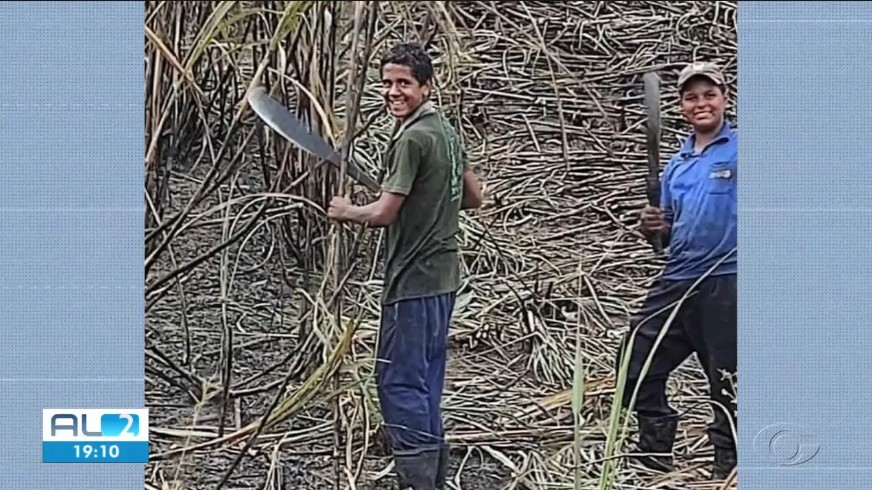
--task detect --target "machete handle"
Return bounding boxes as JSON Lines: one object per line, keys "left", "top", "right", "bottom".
{"left": 649, "top": 232, "right": 664, "bottom": 254}
{"left": 645, "top": 176, "right": 665, "bottom": 255}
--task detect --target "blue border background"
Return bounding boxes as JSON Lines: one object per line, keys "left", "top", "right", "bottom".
{"left": 739, "top": 1, "right": 872, "bottom": 489}
{"left": 0, "top": 1, "right": 144, "bottom": 488}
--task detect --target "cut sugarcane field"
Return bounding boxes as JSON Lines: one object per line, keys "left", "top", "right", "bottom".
{"left": 144, "top": 1, "right": 738, "bottom": 489}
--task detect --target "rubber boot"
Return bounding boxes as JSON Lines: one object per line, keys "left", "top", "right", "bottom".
{"left": 631, "top": 414, "right": 679, "bottom": 472}
{"left": 435, "top": 443, "right": 450, "bottom": 489}
{"left": 711, "top": 446, "right": 737, "bottom": 480}
{"left": 394, "top": 449, "right": 440, "bottom": 490}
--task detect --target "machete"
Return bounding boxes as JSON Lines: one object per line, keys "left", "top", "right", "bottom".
{"left": 642, "top": 72, "right": 664, "bottom": 255}
{"left": 247, "top": 86, "right": 381, "bottom": 193}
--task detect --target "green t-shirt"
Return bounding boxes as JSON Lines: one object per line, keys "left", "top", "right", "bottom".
{"left": 379, "top": 104, "right": 466, "bottom": 305}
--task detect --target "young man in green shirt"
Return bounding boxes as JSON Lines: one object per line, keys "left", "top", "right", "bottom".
{"left": 327, "top": 43, "right": 483, "bottom": 490}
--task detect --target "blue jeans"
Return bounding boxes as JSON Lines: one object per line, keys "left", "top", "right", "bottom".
{"left": 376, "top": 292, "right": 455, "bottom": 455}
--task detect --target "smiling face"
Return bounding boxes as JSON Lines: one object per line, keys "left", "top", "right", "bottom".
{"left": 381, "top": 62, "right": 431, "bottom": 120}
{"left": 679, "top": 76, "right": 727, "bottom": 133}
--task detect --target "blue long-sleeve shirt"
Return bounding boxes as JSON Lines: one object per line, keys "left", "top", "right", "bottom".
{"left": 660, "top": 121, "right": 737, "bottom": 280}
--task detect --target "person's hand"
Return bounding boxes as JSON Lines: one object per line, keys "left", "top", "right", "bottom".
{"left": 477, "top": 181, "right": 491, "bottom": 210}
{"left": 640, "top": 205, "right": 667, "bottom": 234}
{"left": 327, "top": 196, "right": 351, "bottom": 222}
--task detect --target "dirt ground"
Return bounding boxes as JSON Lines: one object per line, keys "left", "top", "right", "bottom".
{"left": 145, "top": 164, "right": 524, "bottom": 489}
{"left": 145, "top": 160, "right": 726, "bottom": 490}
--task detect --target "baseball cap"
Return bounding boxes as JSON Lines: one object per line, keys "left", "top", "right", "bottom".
{"left": 677, "top": 61, "right": 726, "bottom": 91}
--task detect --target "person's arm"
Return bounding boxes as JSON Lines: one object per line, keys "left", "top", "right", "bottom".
{"left": 640, "top": 159, "right": 675, "bottom": 245}
{"left": 330, "top": 192, "right": 406, "bottom": 227}
{"left": 652, "top": 214, "right": 672, "bottom": 246}
{"left": 658, "top": 160, "right": 675, "bottom": 245}
{"left": 461, "top": 167, "right": 483, "bottom": 209}
{"left": 328, "top": 136, "right": 420, "bottom": 227}
{"left": 457, "top": 145, "right": 483, "bottom": 210}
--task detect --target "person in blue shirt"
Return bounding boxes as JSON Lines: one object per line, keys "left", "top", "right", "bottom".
{"left": 617, "top": 61, "right": 737, "bottom": 481}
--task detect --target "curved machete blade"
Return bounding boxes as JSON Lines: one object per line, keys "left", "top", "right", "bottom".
{"left": 247, "top": 86, "right": 380, "bottom": 192}
{"left": 642, "top": 72, "right": 664, "bottom": 254}
{"left": 643, "top": 72, "right": 661, "bottom": 183}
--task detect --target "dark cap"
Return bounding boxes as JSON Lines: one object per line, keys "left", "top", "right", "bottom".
{"left": 677, "top": 61, "right": 726, "bottom": 90}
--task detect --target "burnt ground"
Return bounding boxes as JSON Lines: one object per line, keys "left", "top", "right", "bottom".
{"left": 145, "top": 157, "right": 731, "bottom": 490}
{"left": 144, "top": 163, "right": 520, "bottom": 490}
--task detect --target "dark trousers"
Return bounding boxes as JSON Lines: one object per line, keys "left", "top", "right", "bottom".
{"left": 617, "top": 274, "right": 737, "bottom": 449}
{"left": 376, "top": 292, "right": 455, "bottom": 455}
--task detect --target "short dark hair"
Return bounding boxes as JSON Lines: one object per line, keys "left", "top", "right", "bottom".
{"left": 379, "top": 42, "right": 433, "bottom": 84}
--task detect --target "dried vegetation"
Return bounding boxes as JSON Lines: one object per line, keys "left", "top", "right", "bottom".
{"left": 144, "top": 1, "right": 737, "bottom": 489}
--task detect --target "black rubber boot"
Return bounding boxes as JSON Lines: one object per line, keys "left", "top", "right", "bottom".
{"left": 394, "top": 449, "right": 440, "bottom": 490}
{"left": 631, "top": 414, "right": 679, "bottom": 472}
{"left": 435, "top": 443, "right": 450, "bottom": 489}
{"left": 711, "top": 446, "right": 737, "bottom": 480}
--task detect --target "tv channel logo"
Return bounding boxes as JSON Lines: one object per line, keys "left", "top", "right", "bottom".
{"left": 42, "top": 409, "right": 149, "bottom": 463}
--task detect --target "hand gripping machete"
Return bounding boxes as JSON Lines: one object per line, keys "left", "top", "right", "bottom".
{"left": 642, "top": 72, "right": 664, "bottom": 255}
{"left": 247, "top": 87, "right": 381, "bottom": 192}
